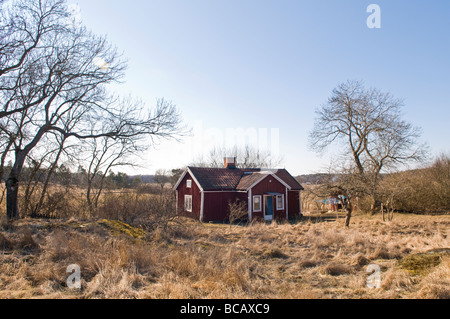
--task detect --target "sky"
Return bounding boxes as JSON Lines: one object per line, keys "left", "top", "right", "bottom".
{"left": 69, "top": 0, "right": 450, "bottom": 176}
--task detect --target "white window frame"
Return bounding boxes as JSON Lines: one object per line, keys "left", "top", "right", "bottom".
{"left": 184, "top": 195, "right": 192, "bottom": 212}
{"left": 276, "top": 194, "right": 285, "bottom": 210}
{"left": 253, "top": 195, "right": 262, "bottom": 212}
{"left": 186, "top": 179, "right": 192, "bottom": 188}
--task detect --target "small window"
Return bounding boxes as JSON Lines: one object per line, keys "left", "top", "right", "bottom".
{"left": 253, "top": 195, "right": 262, "bottom": 212}
{"left": 186, "top": 180, "right": 192, "bottom": 188}
{"left": 184, "top": 195, "right": 192, "bottom": 212}
{"left": 276, "top": 195, "right": 284, "bottom": 210}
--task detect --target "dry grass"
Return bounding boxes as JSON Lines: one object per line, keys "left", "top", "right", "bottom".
{"left": 0, "top": 212, "right": 449, "bottom": 299}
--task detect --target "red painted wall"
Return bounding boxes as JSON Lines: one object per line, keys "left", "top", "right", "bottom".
{"left": 288, "top": 190, "right": 301, "bottom": 218}
{"left": 250, "top": 175, "right": 287, "bottom": 220}
{"left": 203, "top": 191, "right": 247, "bottom": 222}
{"left": 176, "top": 172, "right": 201, "bottom": 220}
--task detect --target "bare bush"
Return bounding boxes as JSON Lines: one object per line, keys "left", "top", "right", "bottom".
{"left": 135, "top": 183, "right": 161, "bottom": 195}
{"left": 96, "top": 189, "right": 177, "bottom": 233}
{"left": 228, "top": 199, "right": 248, "bottom": 226}
{"left": 380, "top": 154, "right": 450, "bottom": 213}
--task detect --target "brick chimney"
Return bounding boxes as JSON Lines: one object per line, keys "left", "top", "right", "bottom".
{"left": 224, "top": 157, "right": 237, "bottom": 169}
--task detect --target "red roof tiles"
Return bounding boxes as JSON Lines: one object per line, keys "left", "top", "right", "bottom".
{"left": 187, "top": 167, "right": 303, "bottom": 191}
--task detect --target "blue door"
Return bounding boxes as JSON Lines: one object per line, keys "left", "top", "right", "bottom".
{"left": 264, "top": 196, "right": 274, "bottom": 221}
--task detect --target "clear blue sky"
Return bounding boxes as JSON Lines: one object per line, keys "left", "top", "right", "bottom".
{"left": 70, "top": 0, "right": 450, "bottom": 176}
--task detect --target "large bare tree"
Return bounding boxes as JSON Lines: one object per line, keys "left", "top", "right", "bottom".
{"left": 0, "top": 0, "right": 70, "bottom": 119}
{"left": 309, "top": 80, "right": 427, "bottom": 213}
{"left": 1, "top": 0, "right": 183, "bottom": 220}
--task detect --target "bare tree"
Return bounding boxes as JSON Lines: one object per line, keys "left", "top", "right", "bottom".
{"left": 0, "top": 0, "right": 70, "bottom": 119}
{"left": 305, "top": 167, "right": 359, "bottom": 227}
{"left": 309, "top": 80, "right": 428, "bottom": 213}
{"left": 192, "top": 145, "right": 283, "bottom": 168}
{"left": 169, "top": 168, "right": 184, "bottom": 188}
{"left": 154, "top": 169, "right": 170, "bottom": 193}
{"left": 82, "top": 134, "right": 137, "bottom": 214}
{"left": 82, "top": 137, "right": 127, "bottom": 214}
{"left": 21, "top": 134, "right": 68, "bottom": 217}
{"left": 1, "top": 0, "right": 183, "bottom": 220}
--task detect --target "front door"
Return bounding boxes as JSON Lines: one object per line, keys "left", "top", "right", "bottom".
{"left": 264, "top": 195, "right": 274, "bottom": 221}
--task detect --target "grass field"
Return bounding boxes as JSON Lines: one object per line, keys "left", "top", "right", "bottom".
{"left": 0, "top": 212, "right": 449, "bottom": 299}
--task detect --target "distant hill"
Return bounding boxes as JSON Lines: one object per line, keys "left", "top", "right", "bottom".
{"left": 295, "top": 174, "right": 334, "bottom": 185}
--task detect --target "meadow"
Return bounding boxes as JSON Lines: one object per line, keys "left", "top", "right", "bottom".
{"left": 0, "top": 210, "right": 448, "bottom": 299}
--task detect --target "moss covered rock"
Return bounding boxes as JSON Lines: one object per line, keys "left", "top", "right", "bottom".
{"left": 399, "top": 248, "right": 450, "bottom": 276}
{"left": 98, "top": 219, "right": 145, "bottom": 239}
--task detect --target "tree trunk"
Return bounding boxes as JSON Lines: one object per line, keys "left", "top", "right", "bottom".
{"left": 86, "top": 178, "right": 94, "bottom": 215}
{"left": 345, "top": 207, "right": 352, "bottom": 227}
{"left": 388, "top": 201, "right": 394, "bottom": 221}
{"left": 6, "top": 173, "right": 20, "bottom": 220}
{"left": 6, "top": 151, "right": 27, "bottom": 220}
{"left": 5, "top": 126, "right": 48, "bottom": 220}
{"left": 370, "top": 194, "right": 382, "bottom": 215}
{"left": 343, "top": 197, "right": 353, "bottom": 227}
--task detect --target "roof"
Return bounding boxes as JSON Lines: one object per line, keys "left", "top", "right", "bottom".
{"left": 177, "top": 166, "right": 304, "bottom": 191}
{"left": 273, "top": 168, "right": 304, "bottom": 190}
{"left": 236, "top": 172, "right": 267, "bottom": 190}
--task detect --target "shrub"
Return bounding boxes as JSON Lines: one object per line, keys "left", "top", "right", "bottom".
{"left": 16, "top": 228, "right": 40, "bottom": 253}
{"left": 0, "top": 232, "right": 13, "bottom": 252}
{"left": 228, "top": 200, "right": 248, "bottom": 225}
{"left": 379, "top": 154, "right": 450, "bottom": 213}
{"left": 96, "top": 189, "right": 177, "bottom": 233}
{"left": 322, "top": 263, "right": 354, "bottom": 276}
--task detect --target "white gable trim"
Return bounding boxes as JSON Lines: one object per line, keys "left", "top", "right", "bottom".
{"left": 173, "top": 169, "right": 188, "bottom": 190}
{"left": 247, "top": 173, "right": 292, "bottom": 191}
{"left": 173, "top": 167, "right": 204, "bottom": 191}
{"left": 271, "top": 173, "right": 292, "bottom": 190}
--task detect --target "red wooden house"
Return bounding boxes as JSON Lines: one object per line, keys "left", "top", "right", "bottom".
{"left": 174, "top": 158, "right": 304, "bottom": 222}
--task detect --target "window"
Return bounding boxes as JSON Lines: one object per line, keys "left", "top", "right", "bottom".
{"left": 184, "top": 195, "right": 192, "bottom": 212}
{"left": 253, "top": 195, "right": 262, "bottom": 212}
{"left": 186, "top": 180, "right": 192, "bottom": 188}
{"left": 276, "top": 195, "right": 284, "bottom": 210}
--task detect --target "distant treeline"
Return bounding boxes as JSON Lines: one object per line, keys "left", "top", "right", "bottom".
{"left": 1, "top": 165, "right": 153, "bottom": 189}
{"left": 296, "top": 174, "right": 336, "bottom": 185}
{"left": 299, "top": 155, "right": 450, "bottom": 214}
